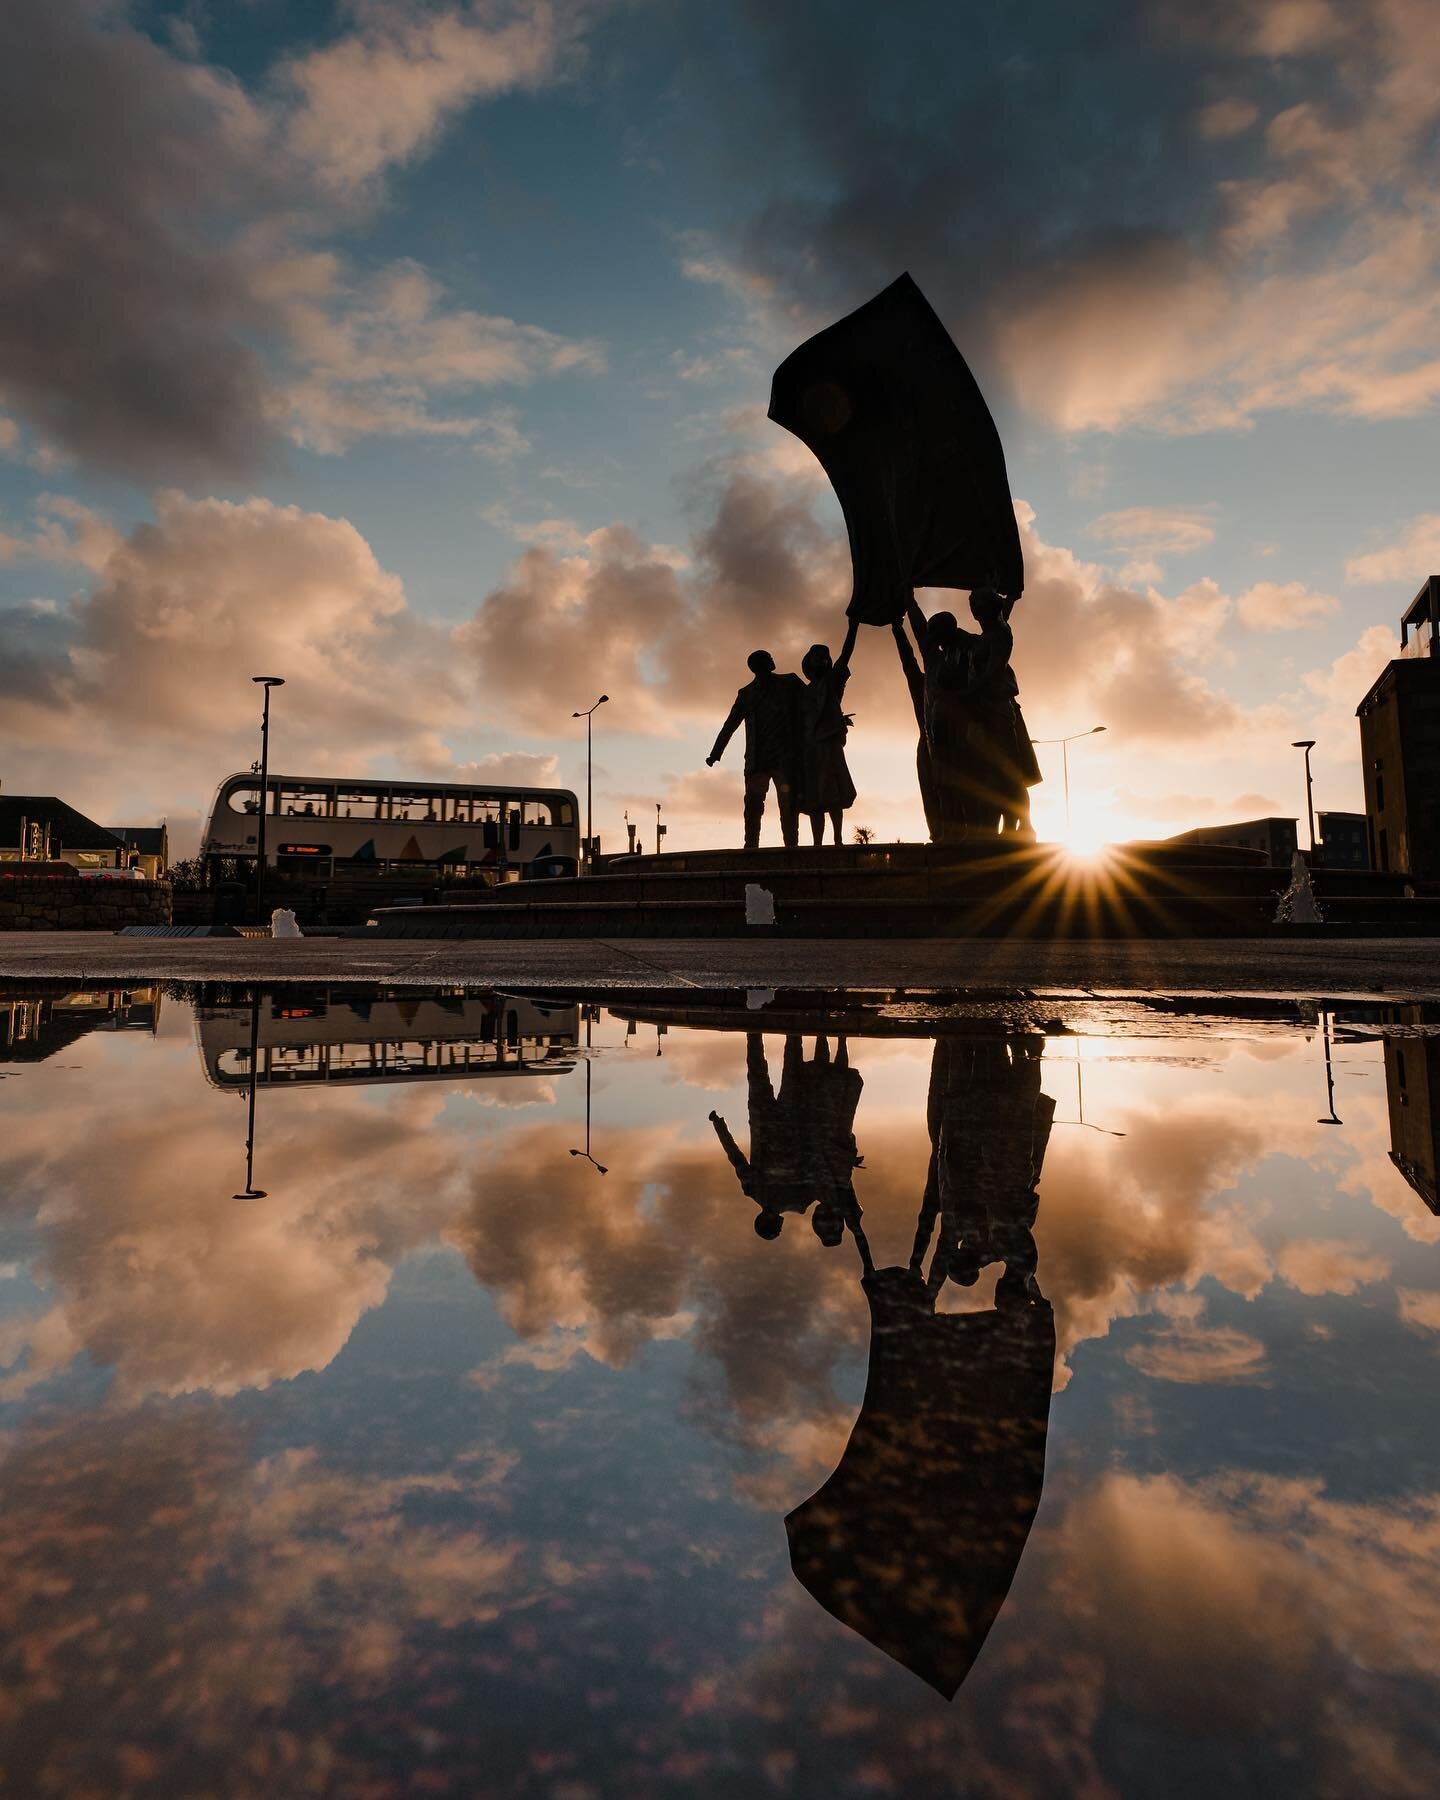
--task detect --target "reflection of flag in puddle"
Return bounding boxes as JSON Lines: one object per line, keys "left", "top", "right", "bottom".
{"left": 785, "top": 1266, "right": 1054, "bottom": 1698}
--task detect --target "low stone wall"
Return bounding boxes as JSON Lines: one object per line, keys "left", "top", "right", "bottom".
{"left": 0, "top": 877, "right": 172, "bottom": 931}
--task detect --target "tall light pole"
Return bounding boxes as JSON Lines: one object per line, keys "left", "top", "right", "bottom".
{"left": 572, "top": 694, "right": 608, "bottom": 871}
{"left": 1292, "top": 739, "right": 1317, "bottom": 857}
{"left": 1030, "top": 725, "right": 1106, "bottom": 835}
{"left": 251, "top": 676, "right": 285, "bottom": 924}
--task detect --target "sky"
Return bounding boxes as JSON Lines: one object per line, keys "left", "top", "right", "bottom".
{"left": 3, "top": 0, "right": 1439, "bottom": 855}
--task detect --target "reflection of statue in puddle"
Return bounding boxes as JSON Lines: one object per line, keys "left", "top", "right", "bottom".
{"left": 710, "top": 1034, "right": 864, "bottom": 1240}
{"left": 783, "top": 1033, "right": 1056, "bottom": 1698}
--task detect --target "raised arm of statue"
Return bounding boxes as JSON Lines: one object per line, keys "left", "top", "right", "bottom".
{"left": 834, "top": 616, "right": 861, "bottom": 678}
{"left": 904, "top": 595, "right": 934, "bottom": 669}
{"left": 709, "top": 1110, "right": 752, "bottom": 1186}
{"left": 892, "top": 621, "right": 926, "bottom": 733}
{"left": 707, "top": 693, "right": 746, "bottom": 765}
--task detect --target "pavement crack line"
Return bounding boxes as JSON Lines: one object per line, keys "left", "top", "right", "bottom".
{"left": 594, "top": 939, "right": 703, "bottom": 988}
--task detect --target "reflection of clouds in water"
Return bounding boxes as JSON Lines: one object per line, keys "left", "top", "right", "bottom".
{"left": 1273, "top": 1237, "right": 1391, "bottom": 1296}
{"left": 0, "top": 1080, "right": 467, "bottom": 1399}
{"left": 714, "top": 1470, "right": 1440, "bottom": 1795}
{"left": 1397, "top": 1289, "right": 1440, "bottom": 1333}
{"left": 0, "top": 1408, "right": 545, "bottom": 1795}
{"left": 1125, "top": 1324, "right": 1269, "bottom": 1384}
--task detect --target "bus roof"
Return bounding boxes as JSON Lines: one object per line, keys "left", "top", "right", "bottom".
{"left": 212, "top": 771, "right": 578, "bottom": 803}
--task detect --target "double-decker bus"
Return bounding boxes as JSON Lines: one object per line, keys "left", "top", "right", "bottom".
{"left": 200, "top": 772, "right": 580, "bottom": 884}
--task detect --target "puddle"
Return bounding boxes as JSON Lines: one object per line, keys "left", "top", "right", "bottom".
{"left": 2, "top": 985, "right": 1439, "bottom": 1795}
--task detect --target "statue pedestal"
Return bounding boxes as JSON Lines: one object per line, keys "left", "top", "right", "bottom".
{"left": 361, "top": 837, "right": 1437, "bottom": 939}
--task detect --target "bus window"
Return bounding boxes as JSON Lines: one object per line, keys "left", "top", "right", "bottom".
{"left": 523, "top": 799, "right": 555, "bottom": 826}
{"left": 470, "top": 796, "right": 502, "bottom": 825}
{"left": 390, "top": 794, "right": 435, "bottom": 822}
{"left": 227, "top": 787, "right": 261, "bottom": 815}
{"left": 557, "top": 800, "right": 574, "bottom": 826}
{"left": 336, "top": 789, "right": 383, "bottom": 819}
{"left": 280, "top": 787, "right": 333, "bottom": 818}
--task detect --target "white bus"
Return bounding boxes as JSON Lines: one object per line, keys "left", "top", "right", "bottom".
{"left": 201, "top": 772, "right": 580, "bottom": 883}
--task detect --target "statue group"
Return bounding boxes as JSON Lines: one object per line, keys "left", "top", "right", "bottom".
{"left": 707, "top": 588, "right": 1039, "bottom": 849}
{"left": 707, "top": 272, "right": 1041, "bottom": 852}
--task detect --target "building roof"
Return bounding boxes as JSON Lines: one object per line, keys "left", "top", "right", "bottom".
{"left": 107, "top": 825, "right": 167, "bottom": 855}
{"left": 0, "top": 795, "right": 121, "bottom": 853}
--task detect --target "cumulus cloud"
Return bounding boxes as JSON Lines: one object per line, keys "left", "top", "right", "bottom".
{"left": 665, "top": 0, "right": 1440, "bottom": 434}
{"left": 0, "top": 1409, "right": 545, "bottom": 1792}
{"left": 0, "top": 1, "right": 593, "bottom": 478}
{"left": 280, "top": 0, "right": 568, "bottom": 194}
{"left": 1087, "top": 506, "right": 1218, "bottom": 559}
{"left": 0, "top": 1047, "right": 467, "bottom": 1399}
{"left": 1234, "top": 579, "right": 1339, "bottom": 630}
{"left": 459, "top": 469, "right": 1246, "bottom": 755}
{"left": 0, "top": 0, "right": 279, "bottom": 479}
{"left": 271, "top": 257, "right": 601, "bottom": 454}
{"left": 0, "top": 491, "right": 466, "bottom": 835}
{"left": 1345, "top": 514, "right": 1440, "bottom": 585}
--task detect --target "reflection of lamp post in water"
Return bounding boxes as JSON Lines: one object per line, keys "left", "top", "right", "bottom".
{"left": 1054, "top": 1038, "right": 1126, "bottom": 1137}
{"left": 1318, "top": 1010, "right": 1343, "bottom": 1125}
{"left": 1030, "top": 725, "right": 1106, "bottom": 836}
{"left": 233, "top": 992, "right": 268, "bottom": 1199}
{"left": 251, "top": 676, "right": 285, "bottom": 924}
{"left": 569, "top": 1005, "right": 608, "bottom": 1174}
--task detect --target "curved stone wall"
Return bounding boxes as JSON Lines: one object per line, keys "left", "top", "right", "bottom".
{"left": 0, "top": 877, "right": 172, "bottom": 931}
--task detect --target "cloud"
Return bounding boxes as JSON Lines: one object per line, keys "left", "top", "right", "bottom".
{"left": 1234, "top": 580, "right": 1339, "bottom": 630}
{"left": 0, "top": 1, "right": 594, "bottom": 479}
{"left": 1345, "top": 514, "right": 1440, "bottom": 585}
{"left": 272, "top": 258, "right": 601, "bottom": 454}
{"left": 1124, "top": 1321, "right": 1269, "bottom": 1383}
{"left": 1397, "top": 1288, "right": 1440, "bottom": 1332}
{"left": 1087, "top": 506, "right": 1217, "bottom": 558}
{"left": 0, "top": 1409, "right": 545, "bottom": 1792}
{"left": 0, "top": 491, "right": 465, "bottom": 838}
{"left": 1274, "top": 1238, "right": 1391, "bottom": 1297}
{"left": 0, "top": 1049, "right": 467, "bottom": 1399}
{"left": 280, "top": 0, "right": 568, "bottom": 194}
{"left": 665, "top": 0, "right": 1440, "bottom": 434}
{"left": 459, "top": 465, "right": 1245, "bottom": 755}
{"left": 0, "top": 0, "right": 279, "bottom": 479}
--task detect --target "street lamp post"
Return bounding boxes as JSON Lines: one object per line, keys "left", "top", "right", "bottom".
{"left": 251, "top": 676, "right": 285, "bottom": 924}
{"left": 572, "top": 695, "right": 608, "bottom": 871}
{"left": 1292, "top": 739, "right": 1317, "bottom": 857}
{"left": 1030, "top": 725, "right": 1106, "bottom": 835}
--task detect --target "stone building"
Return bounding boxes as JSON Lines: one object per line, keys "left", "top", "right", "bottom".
{"left": 1356, "top": 576, "right": 1440, "bottom": 879}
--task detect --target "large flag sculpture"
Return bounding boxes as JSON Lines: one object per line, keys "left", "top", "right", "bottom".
{"left": 768, "top": 272, "right": 1023, "bottom": 625}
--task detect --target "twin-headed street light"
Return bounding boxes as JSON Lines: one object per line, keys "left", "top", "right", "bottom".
{"left": 572, "top": 695, "right": 608, "bottom": 870}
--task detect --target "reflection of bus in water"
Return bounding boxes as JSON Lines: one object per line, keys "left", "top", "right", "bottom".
{"left": 2, "top": 987, "right": 162, "bottom": 1060}
{"left": 197, "top": 990, "right": 579, "bottom": 1089}
{"left": 200, "top": 772, "right": 580, "bottom": 884}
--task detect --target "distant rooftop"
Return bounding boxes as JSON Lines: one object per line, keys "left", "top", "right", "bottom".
{"left": 0, "top": 795, "right": 121, "bottom": 853}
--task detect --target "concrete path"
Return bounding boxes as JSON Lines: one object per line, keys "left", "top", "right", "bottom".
{"left": 2, "top": 932, "right": 1438, "bottom": 1001}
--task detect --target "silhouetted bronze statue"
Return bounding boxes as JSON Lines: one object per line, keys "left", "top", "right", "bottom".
{"left": 799, "top": 619, "right": 859, "bottom": 846}
{"left": 900, "top": 592, "right": 1039, "bottom": 841}
{"left": 767, "top": 273, "right": 1033, "bottom": 841}
{"left": 783, "top": 1032, "right": 1055, "bottom": 1698}
{"left": 710, "top": 1034, "right": 863, "bottom": 1238}
{"left": 708, "top": 652, "right": 805, "bottom": 850}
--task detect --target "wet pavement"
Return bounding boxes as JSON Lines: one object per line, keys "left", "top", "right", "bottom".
{"left": 3, "top": 930, "right": 1440, "bottom": 1000}
{"left": 2, "top": 982, "right": 1439, "bottom": 1796}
